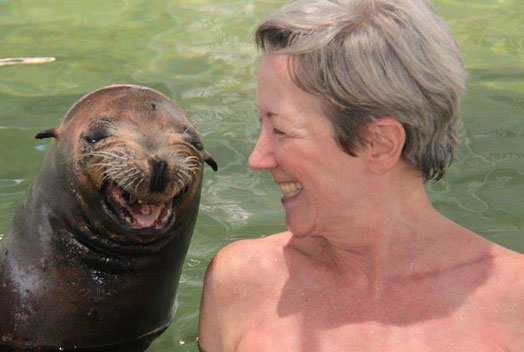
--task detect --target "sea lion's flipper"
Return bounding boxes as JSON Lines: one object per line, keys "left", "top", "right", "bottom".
{"left": 204, "top": 151, "right": 218, "bottom": 171}
{"left": 35, "top": 128, "right": 59, "bottom": 140}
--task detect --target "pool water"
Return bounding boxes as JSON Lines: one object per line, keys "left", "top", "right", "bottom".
{"left": 0, "top": 0, "right": 522, "bottom": 351}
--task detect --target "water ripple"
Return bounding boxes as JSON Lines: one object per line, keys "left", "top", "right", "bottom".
{"left": 0, "top": 179, "right": 23, "bottom": 188}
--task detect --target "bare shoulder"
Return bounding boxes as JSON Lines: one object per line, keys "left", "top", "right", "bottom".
{"left": 198, "top": 232, "right": 291, "bottom": 352}
{"left": 490, "top": 245, "right": 524, "bottom": 287}
{"left": 486, "top": 245, "right": 524, "bottom": 348}
{"left": 206, "top": 231, "right": 292, "bottom": 289}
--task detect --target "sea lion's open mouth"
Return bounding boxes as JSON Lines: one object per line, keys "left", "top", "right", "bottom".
{"left": 101, "top": 182, "right": 187, "bottom": 229}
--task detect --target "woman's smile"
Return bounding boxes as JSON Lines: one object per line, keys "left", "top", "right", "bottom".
{"left": 279, "top": 181, "right": 303, "bottom": 199}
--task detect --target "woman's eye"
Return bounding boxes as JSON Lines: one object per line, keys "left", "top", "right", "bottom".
{"left": 273, "top": 128, "right": 285, "bottom": 136}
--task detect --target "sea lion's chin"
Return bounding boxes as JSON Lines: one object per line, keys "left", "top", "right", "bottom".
{"left": 99, "top": 181, "right": 187, "bottom": 232}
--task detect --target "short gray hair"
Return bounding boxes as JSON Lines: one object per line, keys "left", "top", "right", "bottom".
{"left": 255, "top": 0, "right": 467, "bottom": 181}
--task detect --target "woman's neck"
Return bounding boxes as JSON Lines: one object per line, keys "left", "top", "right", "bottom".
{"left": 288, "top": 175, "right": 492, "bottom": 299}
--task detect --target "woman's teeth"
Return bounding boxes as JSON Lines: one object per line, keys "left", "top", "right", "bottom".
{"left": 279, "top": 182, "right": 303, "bottom": 198}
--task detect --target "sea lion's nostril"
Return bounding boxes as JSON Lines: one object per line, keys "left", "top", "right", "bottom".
{"left": 149, "top": 159, "right": 168, "bottom": 193}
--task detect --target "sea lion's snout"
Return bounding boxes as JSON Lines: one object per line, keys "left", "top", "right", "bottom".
{"left": 87, "top": 144, "right": 200, "bottom": 231}
{"left": 149, "top": 158, "right": 168, "bottom": 193}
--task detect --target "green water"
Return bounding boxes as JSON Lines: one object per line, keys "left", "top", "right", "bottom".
{"left": 0, "top": 0, "right": 522, "bottom": 350}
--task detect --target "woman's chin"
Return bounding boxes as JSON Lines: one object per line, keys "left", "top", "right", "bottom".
{"left": 284, "top": 216, "right": 311, "bottom": 238}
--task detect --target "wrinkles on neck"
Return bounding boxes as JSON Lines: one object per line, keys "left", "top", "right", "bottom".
{"left": 286, "top": 178, "right": 485, "bottom": 300}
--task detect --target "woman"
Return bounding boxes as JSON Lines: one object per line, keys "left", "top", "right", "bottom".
{"left": 199, "top": 0, "right": 524, "bottom": 351}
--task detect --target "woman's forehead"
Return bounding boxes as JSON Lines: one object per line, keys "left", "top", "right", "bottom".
{"left": 257, "top": 59, "right": 324, "bottom": 121}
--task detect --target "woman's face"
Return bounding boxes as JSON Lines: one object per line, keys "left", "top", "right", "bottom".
{"left": 249, "top": 54, "right": 368, "bottom": 237}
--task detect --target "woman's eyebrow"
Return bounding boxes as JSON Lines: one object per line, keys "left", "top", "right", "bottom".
{"left": 257, "top": 110, "right": 279, "bottom": 121}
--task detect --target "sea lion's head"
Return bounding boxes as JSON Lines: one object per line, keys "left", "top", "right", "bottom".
{"left": 36, "top": 85, "right": 217, "bottom": 246}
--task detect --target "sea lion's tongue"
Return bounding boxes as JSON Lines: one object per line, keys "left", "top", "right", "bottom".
{"left": 129, "top": 203, "right": 164, "bottom": 227}
{"left": 108, "top": 184, "right": 165, "bottom": 228}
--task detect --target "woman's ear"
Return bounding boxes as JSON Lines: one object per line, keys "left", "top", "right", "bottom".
{"left": 362, "top": 117, "right": 405, "bottom": 175}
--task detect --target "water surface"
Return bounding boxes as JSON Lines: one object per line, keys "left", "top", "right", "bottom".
{"left": 0, "top": 0, "right": 522, "bottom": 351}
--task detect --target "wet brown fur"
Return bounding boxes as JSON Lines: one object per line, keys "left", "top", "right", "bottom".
{"left": 0, "top": 84, "right": 216, "bottom": 351}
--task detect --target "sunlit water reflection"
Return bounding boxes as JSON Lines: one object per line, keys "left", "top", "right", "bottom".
{"left": 0, "top": 0, "right": 522, "bottom": 350}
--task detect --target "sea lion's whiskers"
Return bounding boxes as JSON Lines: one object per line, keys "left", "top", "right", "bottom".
{"left": 181, "top": 155, "right": 200, "bottom": 165}
{"left": 180, "top": 156, "right": 201, "bottom": 177}
{"left": 90, "top": 162, "right": 118, "bottom": 170}
{"left": 100, "top": 167, "right": 120, "bottom": 179}
{"left": 184, "top": 163, "right": 200, "bottom": 172}
{"left": 169, "top": 150, "right": 188, "bottom": 161}
{"left": 100, "top": 164, "right": 125, "bottom": 174}
{"left": 184, "top": 163, "right": 200, "bottom": 177}
{"left": 187, "top": 167, "right": 199, "bottom": 177}
{"left": 84, "top": 150, "right": 134, "bottom": 162}
{"left": 187, "top": 159, "right": 200, "bottom": 167}
{"left": 173, "top": 174, "right": 184, "bottom": 190}
{"left": 125, "top": 167, "right": 144, "bottom": 190}
{"left": 93, "top": 151, "right": 130, "bottom": 161}
{"left": 133, "top": 178, "right": 145, "bottom": 194}
{"left": 117, "top": 168, "right": 142, "bottom": 193}
{"left": 101, "top": 172, "right": 117, "bottom": 184}
{"left": 166, "top": 151, "right": 198, "bottom": 183}
{"left": 128, "top": 168, "right": 143, "bottom": 184}
{"left": 176, "top": 168, "right": 191, "bottom": 181}
{"left": 184, "top": 156, "right": 199, "bottom": 163}
{"left": 101, "top": 166, "right": 127, "bottom": 184}
{"left": 124, "top": 172, "right": 143, "bottom": 193}
{"left": 118, "top": 175, "right": 134, "bottom": 192}
{"left": 113, "top": 150, "right": 135, "bottom": 161}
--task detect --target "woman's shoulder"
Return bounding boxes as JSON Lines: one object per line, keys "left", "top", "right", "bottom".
{"left": 489, "top": 244, "right": 524, "bottom": 283}
{"left": 198, "top": 232, "right": 292, "bottom": 349}
{"left": 198, "top": 233, "right": 292, "bottom": 350}
{"left": 217, "top": 231, "right": 292, "bottom": 258}
{"left": 485, "top": 247, "right": 524, "bottom": 347}
{"left": 205, "top": 231, "right": 292, "bottom": 289}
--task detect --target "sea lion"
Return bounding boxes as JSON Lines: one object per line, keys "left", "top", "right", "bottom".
{"left": 0, "top": 84, "right": 217, "bottom": 351}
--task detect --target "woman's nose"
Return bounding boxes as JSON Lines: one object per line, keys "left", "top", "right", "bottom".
{"left": 248, "top": 129, "right": 277, "bottom": 171}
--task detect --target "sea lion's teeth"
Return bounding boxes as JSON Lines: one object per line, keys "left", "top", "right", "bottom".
{"left": 140, "top": 205, "right": 152, "bottom": 215}
{"left": 279, "top": 182, "right": 303, "bottom": 198}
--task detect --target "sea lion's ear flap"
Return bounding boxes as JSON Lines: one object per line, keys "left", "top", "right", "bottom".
{"left": 204, "top": 151, "right": 218, "bottom": 172}
{"left": 35, "top": 128, "right": 59, "bottom": 140}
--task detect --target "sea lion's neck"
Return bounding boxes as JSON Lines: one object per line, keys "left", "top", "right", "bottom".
{"left": 11, "top": 149, "right": 185, "bottom": 274}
